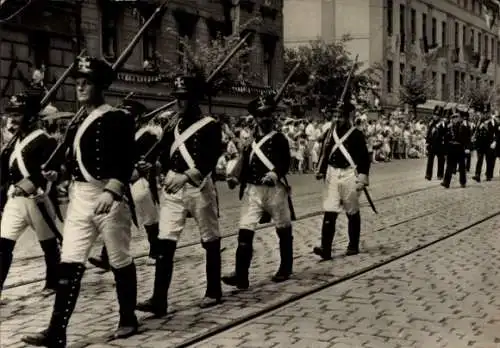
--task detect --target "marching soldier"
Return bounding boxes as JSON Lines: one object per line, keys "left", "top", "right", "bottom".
{"left": 425, "top": 106, "right": 446, "bottom": 180}
{"left": 222, "top": 94, "right": 294, "bottom": 290}
{"left": 462, "top": 111, "right": 474, "bottom": 172}
{"left": 136, "top": 69, "right": 223, "bottom": 317}
{"left": 22, "top": 56, "right": 138, "bottom": 347}
{"left": 472, "top": 112, "right": 493, "bottom": 182}
{"left": 313, "top": 100, "right": 370, "bottom": 260}
{"left": 88, "top": 100, "right": 161, "bottom": 270}
{"left": 0, "top": 92, "right": 61, "bottom": 298}
{"left": 441, "top": 110, "right": 471, "bottom": 188}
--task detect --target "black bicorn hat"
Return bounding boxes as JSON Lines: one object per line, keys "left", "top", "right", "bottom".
{"left": 433, "top": 105, "right": 444, "bottom": 116}
{"left": 247, "top": 93, "right": 276, "bottom": 117}
{"left": 171, "top": 68, "right": 206, "bottom": 100}
{"left": 70, "top": 56, "right": 116, "bottom": 89}
{"left": 119, "top": 100, "right": 147, "bottom": 118}
{"left": 5, "top": 90, "right": 43, "bottom": 117}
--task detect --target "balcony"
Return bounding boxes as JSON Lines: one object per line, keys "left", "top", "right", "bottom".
{"left": 223, "top": 82, "right": 274, "bottom": 96}
{"left": 116, "top": 68, "right": 169, "bottom": 85}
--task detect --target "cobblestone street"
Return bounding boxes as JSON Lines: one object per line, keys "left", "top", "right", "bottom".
{"left": 1, "top": 159, "right": 500, "bottom": 348}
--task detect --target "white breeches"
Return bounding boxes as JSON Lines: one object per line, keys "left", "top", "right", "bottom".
{"left": 239, "top": 183, "right": 292, "bottom": 231}
{"left": 1, "top": 186, "right": 59, "bottom": 242}
{"left": 131, "top": 178, "right": 158, "bottom": 226}
{"left": 61, "top": 181, "right": 132, "bottom": 269}
{"left": 323, "top": 166, "right": 361, "bottom": 215}
{"left": 158, "top": 171, "right": 219, "bottom": 243}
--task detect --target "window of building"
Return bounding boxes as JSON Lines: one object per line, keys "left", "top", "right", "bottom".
{"left": 138, "top": 5, "right": 160, "bottom": 65}
{"left": 460, "top": 72, "right": 465, "bottom": 88}
{"left": 411, "top": 65, "right": 416, "bottom": 76}
{"left": 262, "top": 35, "right": 277, "bottom": 86}
{"left": 441, "top": 73, "right": 447, "bottom": 100}
{"left": 174, "top": 11, "right": 197, "bottom": 66}
{"left": 29, "top": 32, "right": 50, "bottom": 69}
{"left": 400, "top": 63, "right": 405, "bottom": 85}
{"left": 497, "top": 40, "right": 500, "bottom": 65}
{"left": 101, "top": 2, "right": 119, "bottom": 59}
{"left": 400, "top": 4, "right": 405, "bottom": 52}
{"left": 432, "top": 71, "right": 437, "bottom": 97}
{"left": 470, "top": 28, "right": 474, "bottom": 46}
{"left": 454, "top": 21, "right": 459, "bottom": 48}
{"left": 462, "top": 25, "right": 466, "bottom": 48}
{"left": 485, "top": 34, "right": 488, "bottom": 58}
{"left": 432, "top": 17, "right": 437, "bottom": 45}
{"left": 387, "top": 60, "right": 393, "bottom": 93}
{"left": 422, "top": 13, "right": 427, "bottom": 38}
{"left": 464, "top": 0, "right": 468, "bottom": 10}
{"left": 411, "top": 9, "right": 416, "bottom": 43}
{"left": 478, "top": 32, "right": 482, "bottom": 53}
{"left": 491, "top": 37, "right": 495, "bottom": 60}
{"left": 454, "top": 70, "right": 460, "bottom": 100}
{"left": 387, "top": 0, "right": 393, "bottom": 36}
{"left": 441, "top": 21, "right": 447, "bottom": 46}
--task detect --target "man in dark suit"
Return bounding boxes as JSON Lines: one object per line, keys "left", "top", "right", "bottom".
{"left": 425, "top": 106, "right": 447, "bottom": 180}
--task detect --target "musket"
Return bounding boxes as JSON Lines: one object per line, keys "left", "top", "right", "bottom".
{"left": 142, "top": 31, "right": 254, "bottom": 162}
{"left": 273, "top": 62, "right": 300, "bottom": 106}
{"left": 42, "top": 0, "right": 170, "bottom": 171}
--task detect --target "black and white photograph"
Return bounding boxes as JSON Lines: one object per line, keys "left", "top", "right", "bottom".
{"left": 1, "top": 0, "right": 500, "bottom": 347}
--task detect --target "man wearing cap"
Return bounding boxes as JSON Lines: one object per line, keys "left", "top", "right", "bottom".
{"left": 0, "top": 91, "right": 61, "bottom": 299}
{"left": 22, "top": 57, "right": 138, "bottom": 347}
{"left": 441, "top": 110, "right": 471, "bottom": 188}
{"left": 472, "top": 111, "right": 494, "bottom": 182}
{"left": 136, "top": 70, "right": 222, "bottom": 316}
{"left": 313, "top": 100, "right": 370, "bottom": 260}
{"left": 88, "top": 100, "right": 161, "bottom": 270}
{"left": 462, "top": 111, "right": 474, "bottom": 172}
{"left": 425, "top": 105, "right": 447, "bottom": 180}
{"left": 222, "top": 94, "right": 294, "bottom": 289}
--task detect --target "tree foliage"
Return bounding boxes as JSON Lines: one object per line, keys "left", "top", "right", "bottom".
{"left": 282, "top": 37, "right": 382, "bottom": 113}
{"left": 399, "top": 70, "right": 434, "bottom": 114}
{"left": 459, "top": 80, "right": 493, "bottom": 111}
{"left": 158, "top": 18, "right": 261, "bottom": 94}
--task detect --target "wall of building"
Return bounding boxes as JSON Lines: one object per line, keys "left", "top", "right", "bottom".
{"left": 0, "top": 0, "right": 285, "bottom": 117}
{"left": 284, "top": 0, "right": 500, "bottom": 108}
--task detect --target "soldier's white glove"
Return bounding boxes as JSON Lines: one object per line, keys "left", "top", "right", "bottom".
{"left": 465, "top": 149, "right": 471, "bottom": 154}
{"left": 261, "top": 171, "right": 278, "bottom": 186}
{"left": 491, "top": 141, "right": 497, "bottom": 150}
{"left": 355, "top": 174, "right": 369, "bottom": 191}
{"left": 42, "top": 170, "right": 58, "bottom": 182}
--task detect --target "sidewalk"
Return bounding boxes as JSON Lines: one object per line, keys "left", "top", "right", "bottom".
{"left": 1, "top": 173, "right": 499, "bottom": 347}
{"left": 195, "top": 214, "right": 500, "bottom": 348}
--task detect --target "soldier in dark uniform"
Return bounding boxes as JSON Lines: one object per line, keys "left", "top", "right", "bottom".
{"left": 222, "top": 94, "right": 294, "bottom": 290}
{"left": 425, "top": 105, "right": 446, "bottom": 180}
{"left": 22, "top": 57, "right": 138, "bottom": 347}
{"left": 441, "top": 110, "right": 471, "bottom": 188}
{"left": 0, "top": 92, "right": 61, "bottom": 298}
{"left": 313, "top": 101, "right": 370, "bottom": 260}
{"left": 472, "top": 112, "right": 493, "bottom": 182}
{"left": 88, "top": 100, "right": 161, "bottom": 270}
{"left": 462, "top": 111, "right": 474, "bottom": 172}
{"left": 136, "top": 70, "right": 223, "bottom": 317}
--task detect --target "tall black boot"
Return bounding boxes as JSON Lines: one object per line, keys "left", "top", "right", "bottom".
{"left": 272, "top": 226, "right": 293, "bottom": 283}
{"left": 0, "top": 238, "right": 16, "bottom": 295}
{"left": 346, "top": 212, "right": 361, "bottom": 255}
{"left": 111, "top": 263, "right": 138, "bottom": 339}
{"left": 144, "top": 223, "right": 159, "bottom": 259}
{"left": 21, "top": 263, "right": 85, "bottom": 347}
{"left": 200, "top": 238, "right": 223, "bottom": 308}
{"left": 222, "top": 229, "right": 254, "bottom": 290}
{"left": 39, "top": 238, "right": 60, "bottom": 293}
{"left": 313, "top": 212, "right": 338, "bottom": 260}
{"left": 88, "top": 246, "right": 110, "bottom": 271}
{"left": 136, "top": 239, "right": 176, "bottom": 317}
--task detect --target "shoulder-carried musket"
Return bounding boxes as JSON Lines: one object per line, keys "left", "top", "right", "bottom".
{"left": 42, "top": 0, "right": 169, "bottom": 172}
{"left": 142, "top": 31, "right": 254, "bottom": 162}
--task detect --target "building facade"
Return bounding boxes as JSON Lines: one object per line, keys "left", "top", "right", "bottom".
{"left": 284, "top": 0, "right": 500, "bottom": 109}
{"left": 0, "top": 0, "right": 284, "bottom": 116}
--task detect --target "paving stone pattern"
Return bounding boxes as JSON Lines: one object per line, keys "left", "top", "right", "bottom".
{"left": 195, "top": 215, "right": 500, "bottom": 348}
{"left": 1, "top": 169, "right": 499, "bottom": 347}
{"left": 4, "top": 160, "right": 434, "bottom": 289}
